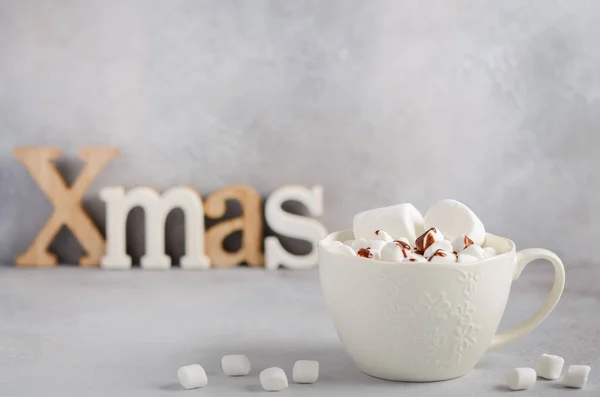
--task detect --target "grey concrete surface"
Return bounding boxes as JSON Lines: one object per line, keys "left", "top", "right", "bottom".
{"left": 0, "top": 264, "right": 598, "bottom": 396}
{"left": 0, "top": 1, "right": 599, "bottom": 266}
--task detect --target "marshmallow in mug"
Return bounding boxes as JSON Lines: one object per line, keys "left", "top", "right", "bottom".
{"left": 400, "top": 252, "right": 426, "bottom": 263}
{"left": 348, "top": 238, "right": 386, "bottom": 254}
{"left": 328, "top": 199, "right": 500, "bottom": 264}
{"left": 451, "top": 234, "right": 474, "bottom": 253}
{"left": 428, "top": 249, "right": 457, "bottom": 264}
{"left": 424, "top": 199, "right": 486, "bottom": 246}
{"left": 332, "top": 228, "right": 494, "bottom": 265}
{"left": 380, "top": 241, "right": 410, "bottom": 262}
{"left": 415, "top": 227, "right": 445, "bottom": 254}
{"left": 353, "top": 203, "right": 424, "bottom": 245}
{"left": 328, "top": 241, "right": 357, "bottom": 257}
{"left": 424, "top": 240, "right": 453, "bottom": 259}
{"left": 357, "top": 247, "right": 381, "bottom": 260}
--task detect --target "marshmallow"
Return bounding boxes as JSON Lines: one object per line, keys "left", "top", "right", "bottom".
{"left": 424, "top": 240, "right": 454, "bottom": 259}
{"left": 366, "top": 239, "right": 387, "bottom": 253}
{"left": 394, "top": 237, "right": 411, "bottom": 247}
{"left": 427, "top": 249, "right": 456, "bottom": 264}
{"left": 506, "top": 367, "right": 536, "bottom": 390}
{"left": 483, "top": 246, "right": 496, "bottom": 258}
{"left": 537, "top": 354, "right": 564, "bottom": 380}
{"left": 457, "top": 253, "right": 479, "bottom": 263}
{"left": 221, "top": 355, "right": 251, "bottom": 376}
{"left": 351, "top": 237, "right": 369, "bottom": 251}
{"left": 357, "top": 247, "right": 380, "bottom": 260}
{"left": 414, "top": 227, "right": 444, "bottom": 254}
{"left": 177, "top": 364, "right": 207, "bottom": 389}
{"left": 327, "top": 241, "right": 357, "bottom": 256}
{"left": 460, "top": 244, "right": 485, "bottom": 260}
{"left": 353, "top": 203, "right": 425, "bottom": 245}
{"left": 402, "top": 252, "right": 427, "bottom": 263}
{"left": 424, "top": 199, "right": 486, "bottom": 246}
{"left": 451, "top": 234, "right": 474, "bottom": 253}
{"left": 260, "top": 367, "right": 289, "bottom": 391}
{"left": 563, "top": 365, "right": 591, "bottom": 388}
{"left": 380, "top": 241, "right": 410, "bottom": 262}
{"left": 292, "top": 360, "right": 319, "bottom": 384}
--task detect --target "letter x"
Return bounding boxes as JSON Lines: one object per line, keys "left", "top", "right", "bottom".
{"left": 13, "top": 147, "right": 119, "bottom": 267}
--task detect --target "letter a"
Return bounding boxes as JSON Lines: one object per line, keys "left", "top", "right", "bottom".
{"left": 205, "top": 185, "right": 263, "bottom": 267}
{"left": 13, "top": 146, "right": 120, "bottom": 267}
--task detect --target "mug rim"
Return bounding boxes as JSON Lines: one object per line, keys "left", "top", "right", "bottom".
{"left": 319, "top": 230, "right": 516, "bottom": 269}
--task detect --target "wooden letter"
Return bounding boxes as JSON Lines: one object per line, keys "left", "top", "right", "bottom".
{"left": 101, "top": 186, "right": 210, "bottom": 270}
{"left": 264, "top": 185, "right": 327, "bottom": 270}
{"left": 204, "top": 185, "right": 263, "bottom": 267}
{"left": 13, "top": 146, "right": 119, "bottom": 267}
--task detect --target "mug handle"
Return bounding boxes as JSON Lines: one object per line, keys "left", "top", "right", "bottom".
{"left": 487, "top": 248, "right": 565, "bottom": 351}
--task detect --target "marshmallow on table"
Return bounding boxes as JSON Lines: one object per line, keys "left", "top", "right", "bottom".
{"left": 506, "top": 368, "right": 536, "bottom": 390}
{"left": 424, "top": 199, "right": 486, "bottom": 246}
{"left": 380, "top": 241, "right": 410, "bottom": 262}
{"left": 177, "top": 364, "right": 207, "bottom": 389}
{"left": 414, "top": 227, "right": 445, "bottom": 253}
{"left": 353, "top": 203, "right": 425, "bottom": 245}
{"left": 260, "top": 367, "right": 289, "bottom": 391}
{"left": 451, "top": 234, "right": 474, "bottom": 253}
{"left": 460, "top": 244, "right": 485, "bottom": 260}
{"left": 424, "top": 240, "right": 454, "bottom": 258}
{"left": 293, "top": 360, "right": 319, "bottom": 384}
{"left": 221, "top": 355, "right": 251, "bottom": 376}
{"left": 537, "top": 354, "right": 564, "bottom": 380}
{"left": 327, "top": 241, "right": 357, "bottom": 257}
{"left": 428, "top": 249, "right": 456, "bottom": 264}
{"left": 563, "top": 365, "right": 591, "bottom": 388}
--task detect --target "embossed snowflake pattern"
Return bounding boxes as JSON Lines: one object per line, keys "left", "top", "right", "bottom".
{"left": 450, "top": 301, "right": 476, "bottom": 326}
{"left": 414, "top": 291, "right": 452, "bottom": 320}
{"left": 457, "top": 270, "right": 482, "bottom": 298}
{"left": 415, "top": 327, "right": 447, "bottom": 356}
{"left": 454, "top": 323, "right": 480, "bottom": 353}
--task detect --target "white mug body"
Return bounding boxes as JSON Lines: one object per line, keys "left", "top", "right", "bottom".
{"left": 318, "top": 231, "right": 564, "bottom": 382}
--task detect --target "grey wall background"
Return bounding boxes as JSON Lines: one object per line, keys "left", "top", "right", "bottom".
{"left": 0, "top": 0, "right": 598, "bottom": 266}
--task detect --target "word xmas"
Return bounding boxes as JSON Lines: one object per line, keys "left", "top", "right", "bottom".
{"left": 14, "top": 147, "right": 327, "bottom": 270}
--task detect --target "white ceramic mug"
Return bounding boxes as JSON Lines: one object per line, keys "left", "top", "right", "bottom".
{"left": 318, "top": 231, "right": 565, "bottom": 382}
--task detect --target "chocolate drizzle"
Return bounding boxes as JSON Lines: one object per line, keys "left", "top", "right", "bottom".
{"left": 428, "top": 249, "right": 447, "bottom": 262}
{"left": 463, "top": 235, "right": 474, "bottom": 249}
{"left": 393, "top": 239, "right": 411, "bottom": 251}
{"left": 357, "top": 248, "right": 373, "bottom": 258}
{"left": 415, "top": 227, "right": 439, "bottom": 253}
{"left": 428, "top": 249, "right": 457, "bottom": 262}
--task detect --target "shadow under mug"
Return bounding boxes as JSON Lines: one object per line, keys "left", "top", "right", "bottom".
{"left": 318, "top": 231, "right": 565, "bottom": 382}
